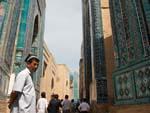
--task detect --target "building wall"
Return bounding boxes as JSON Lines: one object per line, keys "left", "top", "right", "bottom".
{"left": 55, "top": 64, "right": 70, "bottom": 100}
{"left": 72, "top": 71, "right": 79, "bottom": 100}
{"left": 79, "top": 43, "right": 86, "bottom": 99}
{"left": 0, "top": 0, "right": 46, "bottom": 112}
{"left": 81, "top": 0, "right": 92, "bottom": 102}
{"left": 0, "top": 0, "right": 20, "bottom": 99}
{"left": 90, "top": 0, "right": 115, "bottom": 111}
{"left": 101, "top": 0, "right": 115, "bottom": 103}
{"left": 40, "top": 41, "right": 57, "bottom": 100}
{"left": 69, "top": 74, "right": 74, "bottom": 100}
{"left": 13, "top": 0, "right": 45, "bottom": 98}
{"left": 0, "top": 0, "right": 23, "bottom": 112}
{"left": 81, "top": 0, "right": 150, "bottom": 112}
{"left": 109, "top": 0, "right": 150, "bottom": 105}
{"left": 79, "top": 58, "right": 84, "bottom": 99}
{"left": 81, "top": 0, "right": 109, "bottom": 103}
{"left": 81, "top": 0, "right": 115, "bottom": 105}
{"left": 89, "top": 0, "right": 108, "bottom": 103}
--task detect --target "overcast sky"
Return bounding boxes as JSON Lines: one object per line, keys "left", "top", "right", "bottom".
{"left": 44, "top": 0, "right": 83, "bottom": 71}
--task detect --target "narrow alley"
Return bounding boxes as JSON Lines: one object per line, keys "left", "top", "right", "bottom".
{"left": 0, "top": 0, "right": 150, "bottom": 113}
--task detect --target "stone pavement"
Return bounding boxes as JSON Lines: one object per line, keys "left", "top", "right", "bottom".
{"left": 0, "top": 99, "right": 10, "bottom": 113}
{"left": 90, "top": 103, "right": 150, "bottom": 113}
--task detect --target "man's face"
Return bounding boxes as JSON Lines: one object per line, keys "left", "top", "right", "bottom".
{"left": 27, "top": 60, "right": 39, "bottom": 72}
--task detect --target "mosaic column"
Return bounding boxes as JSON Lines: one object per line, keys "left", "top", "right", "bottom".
{"left": 89, "top": 0, "right": 108, "bottom": 103}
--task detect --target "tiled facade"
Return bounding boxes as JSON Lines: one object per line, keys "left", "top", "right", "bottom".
{"left": 90, "top": 0, "right": 108, "bottom": 103}
{"left": 81, "top": 0, "right": 92, "bottom": 102}
{"left": 81, "top": 0, "right": 150, "bottom": 113}
{"left": 81, "top": 0, "right": 109, "bottom": 103}
{"left": 109, "top": 0, "right": 150, "bottom": 105}
{"left": 0, "top": 0, "right": 45, "bottom": 112}
{"left": 101, "top": 0, "right": 114, "bottom": 103}
{"left": 71, "top": 71, "right": 79, "bottom": 100}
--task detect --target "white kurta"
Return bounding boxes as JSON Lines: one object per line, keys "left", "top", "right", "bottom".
{"left": 37, "top": 98, "right": 48, "bottom": 113}
{"left": 10, "top": 68, "right": 36, "bottom": 113}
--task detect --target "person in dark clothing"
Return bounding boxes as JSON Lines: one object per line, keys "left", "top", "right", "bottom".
{"left": 55, "top": 94, "right": 61, "bottom": 113}
{"left": 70, "top": 99, "right": 76, "bottom": 113}
{"left": 47, "top": 94, "right": 61, "bottom": 113}
{"left": 47, "top": 94, "right": 57, "bottom": 113}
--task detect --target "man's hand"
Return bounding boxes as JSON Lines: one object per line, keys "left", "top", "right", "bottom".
{"left": 8, "top": 91, "right": 18, "bottom": 109}
{"left": 8, "top": 102, "right": 12, "bottom": 109}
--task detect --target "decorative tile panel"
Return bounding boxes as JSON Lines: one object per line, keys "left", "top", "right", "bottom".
{"left": 133, "top": 0, "right": 150, "bottom": 56}
{"left": 17, "top": 0, "right": 30, "bottom": 48}
{"left": 135, "top": 66, "right": 150, "bottom": 98}
{"left": 113, "top": 62, "right": 150, "bottom": 104}
{"left": 111, "top": 0, "right": 128, "bottom": 67}
{"left": 5, "top": 0, "right": 21, "bottom": 68}
{"left": 15, "top": 0, "right": 31, "bottom": 73}
{"left": 115, "top": 72, "right": 134, "bottom": 100}
{"left": 96, "top": 79, "right": 108, "bottom": 103}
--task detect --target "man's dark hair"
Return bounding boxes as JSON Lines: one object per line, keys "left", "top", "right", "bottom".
{"left": 71, "top": 99, "right": 74, "bottom": 102}
{"left": 65, "top": 95, "right": 69, "bottom": 99}
{"left": 41, "top": 92, "right": 46, "bottom": 98}
{"left": 83, "top": 98, "right": 87, "bottom": 102}
{"left": 55, "top": 94, "right": 59, "bottom": 99}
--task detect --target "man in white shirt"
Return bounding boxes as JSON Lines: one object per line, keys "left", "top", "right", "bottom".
{"left": 8, "top": 54, "right": 40, "bottom": 113}
{"left": 78, "top": 98, "right": 90, "bottom": 113}
{"left": 37, "top": 92, "right": 48, "bottom": 113}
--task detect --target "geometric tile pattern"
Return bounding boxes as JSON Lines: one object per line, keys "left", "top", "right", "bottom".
{"left": 114, "top": 65, "right": 150, "bottom": 104}
{"left": 115, "top": 72, "right": 134, "bottom": 100}
{"left": 17, "top": 0, "right": 30, "bottom": 48}
{"left": 5, "top": 0, "right": 21, "bottom": 68}
{"left": 135, "top": 66, "right": 150, "bottom": 98}
{"left": 15, "top": 0, "right": 31, "bottom": 73}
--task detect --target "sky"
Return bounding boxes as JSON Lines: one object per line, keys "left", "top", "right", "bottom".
{"left": 44, "top": 0, "right": 83, "bottom": 71}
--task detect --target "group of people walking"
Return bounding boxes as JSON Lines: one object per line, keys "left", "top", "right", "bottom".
{"left": 37, "top": 92, "right": 90, "bottom": 113}
{"left": 8, "top": 54, "right": 90, "bottom": 113}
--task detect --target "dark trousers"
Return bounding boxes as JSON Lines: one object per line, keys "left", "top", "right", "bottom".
{"left": 81, "top": 111, "right": 88, "bottom": 113}
{"left": 63, "top": 109, "right": 71, "bottom": 113}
